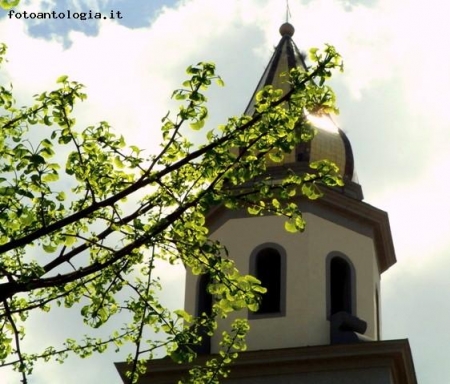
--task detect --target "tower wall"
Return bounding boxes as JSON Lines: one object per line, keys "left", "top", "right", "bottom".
{"left": 184, "top": 197, "right": 382, "bottom": 352}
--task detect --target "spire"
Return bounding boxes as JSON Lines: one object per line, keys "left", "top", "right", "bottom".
{"left": 244, "top": 22, "right": 306, "bottom": 116}
{"left": 244, "top": 23, "right": 362, "bottom": 200}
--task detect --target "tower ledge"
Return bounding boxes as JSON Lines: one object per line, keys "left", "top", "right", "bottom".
{"left": 116, "top": 339, "right": 417, "bottom": 384}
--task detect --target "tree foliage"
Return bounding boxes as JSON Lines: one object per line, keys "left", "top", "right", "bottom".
{"left": 0, "top": 35, "right": 343, "bottom": 382}
{"left": 0, "top": 0, "right": 19, "bottom": 10}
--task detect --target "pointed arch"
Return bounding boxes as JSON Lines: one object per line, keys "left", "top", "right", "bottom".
{"left": 326, "top": 252, "right": 356, "bottom": 318}
{"left": 249, "top": 243, "right": 286, "bottom": 318}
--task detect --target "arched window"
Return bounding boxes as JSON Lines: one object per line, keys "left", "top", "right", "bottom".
{"left": 195, "top": 274, "right": 212, "bottom": 354}
{"left": 249, "top": 244, "right": 286, "bottom": 318}
{"left": 197, "top": 274, "right": 212, "bottom": 318}
{"left": 327, "top": 253, "right": 356, "bottom": 318}
{"left": 376, "top": 288, "right": 381, "bottom": 340}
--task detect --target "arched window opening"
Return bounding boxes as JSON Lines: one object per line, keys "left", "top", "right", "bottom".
{"left": 330, "top": 256, "right": 353, "bottom": 316}
{"left": 197, "top": 274, "right": 212, "bottom": 317}
{"left": 376, "top": 288, "right": 381, "bottom": 340}
{"left": 255, "top": 248, "right": 281, "bottom": 314}
{"left": 195, "top": 274, "right": 212, "bottom": 354}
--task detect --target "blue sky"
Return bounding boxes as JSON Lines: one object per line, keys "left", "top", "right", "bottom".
{"left": 1, "top": 0, "right": 450, "bottom": 383}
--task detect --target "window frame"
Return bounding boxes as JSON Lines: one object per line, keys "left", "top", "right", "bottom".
{"left": 248, "top": 243, "right": 287, "bottom": 320}
{"left": 326, "top": 252, "right": 356, "bottom": 319}
{"left": 194, "top": 274, "right": 213, "bottom": 354}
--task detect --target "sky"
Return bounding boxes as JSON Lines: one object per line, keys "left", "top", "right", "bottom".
{"left": 0, "top": 0, "right": 449, "bottom": 382}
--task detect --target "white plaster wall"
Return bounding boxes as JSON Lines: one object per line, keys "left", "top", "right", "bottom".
{"left": 184, "top": 210, "right": 381, "bottom": 352}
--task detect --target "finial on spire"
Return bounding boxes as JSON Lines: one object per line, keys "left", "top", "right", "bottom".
{"left": 286, "top": 0, "right": 291, "bottom": 23}
{"left": 279, "top": 22, "right": 295, "bottom": 37}
{"left": 280, "top": 1, "right": 294, "bottom": 37}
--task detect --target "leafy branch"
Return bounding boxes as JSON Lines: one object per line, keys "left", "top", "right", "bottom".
{"left": 0, "top": 43, "right": 344, "bottom": 383}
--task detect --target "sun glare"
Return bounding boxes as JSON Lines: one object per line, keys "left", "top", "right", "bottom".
{"left": 306, "top": 113, "right": 340, "bottom": 134}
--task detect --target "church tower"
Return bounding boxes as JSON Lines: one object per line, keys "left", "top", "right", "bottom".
{"left": 116, "top": 22, "right": 417, "bottom": 384}
{"left": 185, "top": 21, "right": 386, "bottom": 352}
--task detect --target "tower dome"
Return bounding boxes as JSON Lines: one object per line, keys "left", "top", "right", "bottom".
{"left": 244, "top": 23, "right": 362, "bottom": 199}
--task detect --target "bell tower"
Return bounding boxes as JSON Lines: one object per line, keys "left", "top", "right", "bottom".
{"left": 181, "top": 24, "right": 417, "bottom": 384}
{"left": 184, "top": 21, "right": 392, "bottom": 351}
{"left": 117, "top": 22, "right": 417, "bottom": 384}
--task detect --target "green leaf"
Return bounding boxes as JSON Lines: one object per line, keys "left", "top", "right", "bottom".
{"left": 247, "top": 205, "right": 262, "bottom": 215}
{"left": 20, "top": 213, "right": 34, "bottom": 226}
{"left": 173, "top": 91, "right": 187, "bottom": 100}
{"left": 174, "top": 309, "right": 193, "bottom": 323}
{"left": 268, "top": 151, "right": 284, "bottom": 163}
{"left": 63, "top": 235, "right": 76, "bottom": 247}
{"left": 301, "top": 183, "right": 322, "bottom": 200}
{"left": 252, "top": 285, "right": 267, "bottom": 294}
{"left": 43, "top": 243, "right": 57, "bottom": 253}
{"left": 113, "top": 156, "right": 124, "bottom": 169}
{"left": 56, "top": 75, "right": 68, "bottom": 84}
{"left": 43, "top": 115, "right": 52, "bottom": 126}
{"left": 29, "top": 154, "right": 46, "bottom": 165}
{"left": 190, "top": 119, "right": 205, "bottom": 130}
{"left": 244, "top": 275, "right": 261, "bottom": 285}
{"left": 56, "top": 191, "right": 66, "bottom": 201}
{"left": 0, "top": 0, "right": 20, "bottom": 10}
{"left": 42, "top": 172, "right": 59, "bottom": 182}
{"left": 284, "top": 219, "right": 298, "bottom": 233}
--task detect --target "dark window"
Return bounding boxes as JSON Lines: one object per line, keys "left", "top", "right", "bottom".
{"left": 296, "top": 142, "right": 310, "bottom": 163}
{"left": 195, "top": 274, "right": 212, "bottom": 354}
{"left": 330, "top": 257, "right": 352, "bottom": 315}
{"left": 376, "top": 289, "right": 380, "bottom": 340}
{"left": 255, "top": 248, "right": 281, "bottom": 314}
{"left": 197, "top": 274, "right": 212, "bottom": 317}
